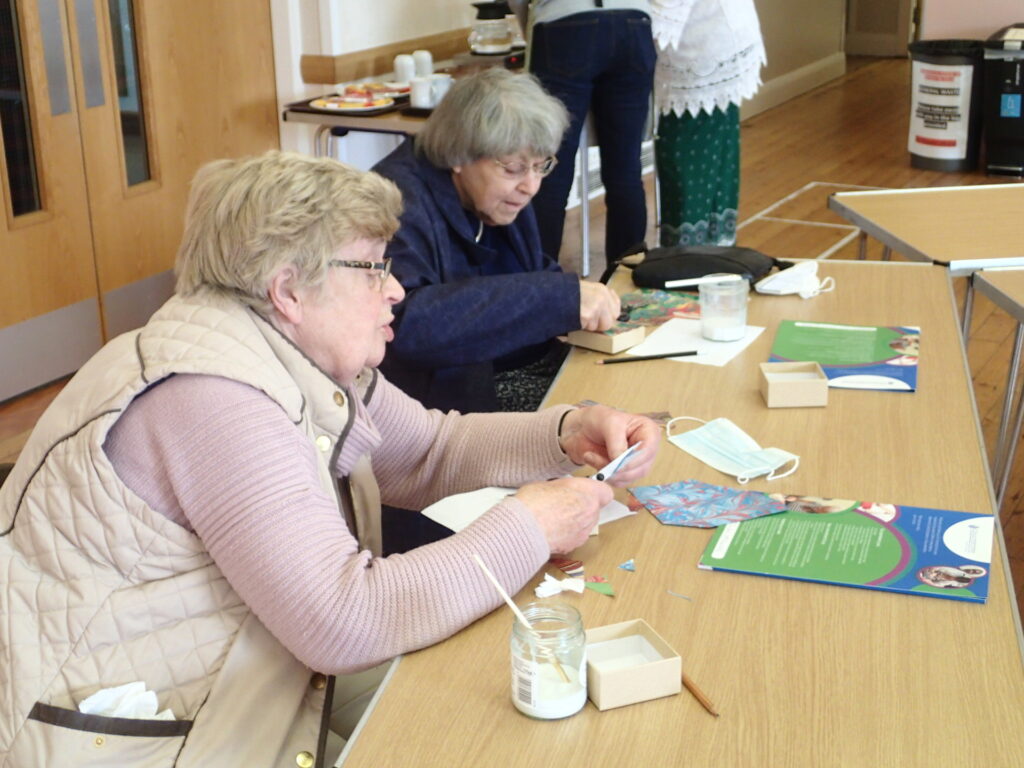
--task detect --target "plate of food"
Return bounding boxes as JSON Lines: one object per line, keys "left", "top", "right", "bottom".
{"left": 307, "top": 95, "right": 397, "bottom": 113}
{"left": 343, "top": 81, "right": 410, "bottom": 100}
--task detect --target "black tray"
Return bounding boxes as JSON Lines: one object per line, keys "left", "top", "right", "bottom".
{"left": 400, "top": 105, "right": 435, "bottom": 118}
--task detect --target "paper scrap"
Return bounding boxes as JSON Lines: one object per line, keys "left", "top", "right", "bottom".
{"left": 550, "top": 557, "right": 584, "bottom": 578}
{"left": 626, "top": 317, "right": 764, "bottom": 367}
{"left": 618, "top": 558, "right": 636, "bottom": 572}
{"left": 667, "top": 590, "right": 693, "bottom": 601}
{"left": 630, "top": 479, "right": 786, "bottom": 528}
{"left": 535, "top": 573, "right": 586, "bottom": 598}
{"left": 585, "top": 575, "right": 615, "bottom": 596}
{"left": 423, "top": 487, "right": 632, "bottom": 534}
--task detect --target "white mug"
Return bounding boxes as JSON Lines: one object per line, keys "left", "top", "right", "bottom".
{"left": 428, "top": 73, "right": 453, "bottom": 104}
{"left": 409, "top": 77, "right": 435, "bottom": 109}
{"left": 412, "top": 49, "right": 433, "bottom": 77}
{"left": 410, "top": 74, "right": 454, "bottom": 109}
{"left": 393, "top": 54, "right": 415, "bottom": 84}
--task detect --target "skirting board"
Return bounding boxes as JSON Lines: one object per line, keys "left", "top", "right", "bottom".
{"left": 0, "top": 299, "right": 102, "bottom": 403}
{"left": 742, "top": 52, "right": 848, "bottom": 121}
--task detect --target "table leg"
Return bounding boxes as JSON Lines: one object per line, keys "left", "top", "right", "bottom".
{"left": 961, "top": 278, "right": 977, "bottom": 339}
{"left": 313, "top": 125, "right": 329, "bottom": 158}
{"left": 579, "top": 122, "right": 591, "bottom": 278}
{"left": 881, "top": 245, "right": 892, "bottom": 261}
{"left": 996, "top": 366, "right": 1024, "bottom": 511}
{"left": 993, "top": 323, "right": 1024, "bottom": 497}
{"left": 857, "top": 231, "right": 867, "bottom": 260}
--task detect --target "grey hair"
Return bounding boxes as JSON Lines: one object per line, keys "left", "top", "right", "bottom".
{"left": 416, "top": 68, "right": 569, "bottom": 168}
{"left": 174, "top": 150, "right": 402, "bottom": 313}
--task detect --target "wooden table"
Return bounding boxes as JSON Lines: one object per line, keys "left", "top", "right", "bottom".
{"left": 340, "top": 260, "right": 1024, "bottom": 767}
{"left": 975, "top": 269, "right": 1024, "bottom": 509}
{"left": 827, "top": 184, "right": 1024, "bottom": 264}
{"left": 828, "top": 184, "right": 1024, "bottom": 339}
{"left": 282, "top": 104, "right": 428, "bottom": 157}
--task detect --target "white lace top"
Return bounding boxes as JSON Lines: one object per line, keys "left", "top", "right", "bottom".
{"left": 650, "top": 0, "right": 766, "bottom": 117}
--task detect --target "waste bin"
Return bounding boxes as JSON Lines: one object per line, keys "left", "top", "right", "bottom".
{"left": 983, "top": 23, "right": 1024, "bottom": 177}
{"left": 907, "top": 40, "right": 985, "bottom": 172}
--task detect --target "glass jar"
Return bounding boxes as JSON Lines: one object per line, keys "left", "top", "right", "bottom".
{"left": 699, "top": 274, "right": 749, "bottom": 341}
{"left": 509, "top": 601, "right": 587, "bottom": 719}
{"left": 468, "top": 19, "right": 513, "bottom": 55}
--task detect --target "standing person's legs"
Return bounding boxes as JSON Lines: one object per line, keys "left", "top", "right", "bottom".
{"left": 590, "top": 12, "right": 656, "bottom": 261}
{"left": 530, "top": 16, "right": 601, "bottom": 259}
{"left": 655, "top": 104, "right": 740, "bottom": 247}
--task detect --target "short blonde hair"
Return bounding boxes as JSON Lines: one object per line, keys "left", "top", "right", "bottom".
{"left": 175, "top": 150, "right": 402, "bottom": 313}
{"left": 417, "top": 68, "right": 568, "bottom": 169}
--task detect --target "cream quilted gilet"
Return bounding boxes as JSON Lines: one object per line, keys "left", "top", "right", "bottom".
{"left": 0, "top": 292, "right": 380, "bottom": 767}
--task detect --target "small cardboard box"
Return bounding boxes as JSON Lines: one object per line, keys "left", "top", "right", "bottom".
{"left": 759, "top": 361, "right": 829, "bottom": 408}
{"left": 567, "top": 322, "right": 645, "bottom": 354}
{"left": 585, "top": 619, "right": 681, "bottom": 710}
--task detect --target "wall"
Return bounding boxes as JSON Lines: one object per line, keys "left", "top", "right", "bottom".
{"left": 918, "top": 0, "right": 1021, "bottom": 41}
{"left": 271, "top": 0, "right": 849, "bottom": 152}
{"left": 744, "top": 0, "right": 847, "bottom": 118}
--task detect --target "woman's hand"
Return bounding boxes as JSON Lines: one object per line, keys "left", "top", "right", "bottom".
{"left": 578, "top": 281, "right": 621, "bottom": 331}
{"left": 515, "top": 477, "right": 612, "bottom": 554}
{"left": 558, "top": 405, "right": 659, "bottom": 486}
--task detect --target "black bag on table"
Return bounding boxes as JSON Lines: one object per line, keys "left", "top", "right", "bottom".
{"left": 599, "top": 243, "right": 791, "bottom": 287}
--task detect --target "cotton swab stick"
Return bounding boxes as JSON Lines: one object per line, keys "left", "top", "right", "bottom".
{"left": 472, "top": 553, "right": 570, "bottom": 683}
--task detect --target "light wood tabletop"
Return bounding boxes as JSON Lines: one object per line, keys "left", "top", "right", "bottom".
{"left": 342, "top": 260, "right": 1024, "bottom": 767}
{"left": 828, "top": 184, "right": 1024, "bottom": 263}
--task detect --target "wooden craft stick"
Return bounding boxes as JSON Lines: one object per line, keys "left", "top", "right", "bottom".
{"left": 472, "top": 553, "right": 570, "bottom": 683}
{"left": 682, "top": 672, "right": 720, "bottom": 717}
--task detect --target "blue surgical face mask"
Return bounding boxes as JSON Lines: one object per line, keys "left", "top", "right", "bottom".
{"left": 666, "top": 416, "right": 799, "bottom": 484}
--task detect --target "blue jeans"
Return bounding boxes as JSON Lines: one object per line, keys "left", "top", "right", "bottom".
{"left": 530, "top": 10, "right": 655, "bottom": 262}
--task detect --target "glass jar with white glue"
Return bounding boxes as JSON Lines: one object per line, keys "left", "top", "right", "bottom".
{"left": 509, "top": 601, "right": 587, "bottom": 719}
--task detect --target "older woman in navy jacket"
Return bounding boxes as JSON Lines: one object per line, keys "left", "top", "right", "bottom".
{"left": 373, "top": 68, "right": 620, "bottom": 415}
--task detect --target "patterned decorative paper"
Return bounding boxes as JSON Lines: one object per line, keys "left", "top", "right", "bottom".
{"left": 620, "top": 289, "right": 700, "bottom": 327}
{"left": 585, "top": 576, "right": 615, "bottom": 596}
{"left": 618, "top": 559, "right": 636, "bottom": 572}
{"left": 550, "top": 557, "right": 584, "bottom": 578}
{"left": 629, "top": 479, "right": 787, "bottom": 528}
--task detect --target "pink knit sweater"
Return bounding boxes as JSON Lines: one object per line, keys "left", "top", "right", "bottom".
{"left": 104, "top": 373, "right": 577, "bottom": 674}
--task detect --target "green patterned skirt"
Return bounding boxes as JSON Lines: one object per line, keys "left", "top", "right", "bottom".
{"left": 655, "top": 104, "right": 740, "bottom": 247}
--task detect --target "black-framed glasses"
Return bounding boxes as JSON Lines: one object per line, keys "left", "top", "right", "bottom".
{"left": 492, "top": 156, "right": 558, "bottom": 180}
{"left": 328, "top": 257, "right": 392, "bottom": 290}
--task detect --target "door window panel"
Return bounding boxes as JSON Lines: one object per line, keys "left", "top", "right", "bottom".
{"left": 1, "top": 0, "right": 42, "bottom": 215}
{"left": 107, "top": 0, "right": 149, "bottom": 185}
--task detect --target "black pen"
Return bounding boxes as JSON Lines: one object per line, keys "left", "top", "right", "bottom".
{"left": 595, "top": 350, "right": 698, "bottom": 365}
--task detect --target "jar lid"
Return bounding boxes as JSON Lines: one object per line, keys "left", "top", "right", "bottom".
{"left": 472, "top": 1, "right": 511, "bottom": 20}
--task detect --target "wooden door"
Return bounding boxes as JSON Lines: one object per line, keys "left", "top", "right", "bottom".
{"left": 73, "top": 0, "right": 280, "bottom": 337}
{"left": 0, "top": 0, "right": 279, "bottom": 401}
{"left": 1, "top": 0, "right": 103, "bottom": 400}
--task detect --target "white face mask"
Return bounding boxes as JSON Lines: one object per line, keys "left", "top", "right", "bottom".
{"left": 754, "top": 261, "right": 835, "bottom": 299}
{"left": 666, "top": 416, "right": 799, "bottom": 484}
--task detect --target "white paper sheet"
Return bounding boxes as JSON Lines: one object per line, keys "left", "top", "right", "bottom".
{"left": 626, "top": 317, "right": 764, "bottom": 367}
{"left": 421, "top": 487, "right": 634, "bottom": 533}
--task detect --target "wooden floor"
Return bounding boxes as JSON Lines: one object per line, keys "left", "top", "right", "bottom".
{"left": 2, "top": 56, "right": 1022, "bottom": 615}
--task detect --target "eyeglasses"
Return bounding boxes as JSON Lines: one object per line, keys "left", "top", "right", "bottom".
{"left": 492, "top": 156, "right": 558, "bottom": 180}
{"left": 328, "top": 257, "right": 392, "bottom": 290}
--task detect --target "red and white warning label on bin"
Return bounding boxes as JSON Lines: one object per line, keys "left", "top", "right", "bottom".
{"left": 908, "top": 61, "right": 974, "bottom": 160}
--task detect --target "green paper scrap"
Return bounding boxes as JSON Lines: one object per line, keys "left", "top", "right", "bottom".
{"left": 618, "top": 559, "right": 636, "bottom": 572}
{"left": 585, "top": 577, "right": 615, "bottom": 597}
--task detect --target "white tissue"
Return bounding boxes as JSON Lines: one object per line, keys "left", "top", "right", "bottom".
{"left": 78, "top": 681, "right": 175, "bottom": 720}
{"left": 535, "top": 573, "right": 586, "bottom": 598}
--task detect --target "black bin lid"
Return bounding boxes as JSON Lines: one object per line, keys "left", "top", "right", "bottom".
{"left": 985, "top": 22, "right": 1024, "bottom": 50}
